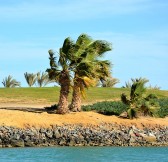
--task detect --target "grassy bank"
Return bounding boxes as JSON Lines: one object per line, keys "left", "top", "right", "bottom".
{"left": 0, "top": 87, "right": 168, "bottom": 105}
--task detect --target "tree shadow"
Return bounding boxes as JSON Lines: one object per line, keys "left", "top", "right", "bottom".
{"left": 0, "top": 107, "right": 56, "bottom": 114}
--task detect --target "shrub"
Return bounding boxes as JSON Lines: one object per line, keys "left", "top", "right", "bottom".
{"left": 157, "top": 98, "right": 168, "bottom": 118}
{"left": 82, "top": 101, "right": 127, "bottom": 115}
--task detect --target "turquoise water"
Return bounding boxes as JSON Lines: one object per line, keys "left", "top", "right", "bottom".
{"left": 0, "top": 147, "right": 168, "bottom": 162}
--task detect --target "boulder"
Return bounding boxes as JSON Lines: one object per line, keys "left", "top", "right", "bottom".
{"left": 10, "top": 139, "right": 24, "bottom": 147}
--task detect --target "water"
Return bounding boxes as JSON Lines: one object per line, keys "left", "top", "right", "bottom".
{"left": 0, "top": 147, "right": 168, "bottom": 162}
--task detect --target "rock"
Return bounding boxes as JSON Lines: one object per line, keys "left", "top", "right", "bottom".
{"left": 59, "top": 139, "right": 66, "bottom": 146}
{"left": 0, "top": 124, "right": 167, "bottom": 147}
{"left": 68, "top": 139, "right": 76, "bottom": 146}
{"left": 24, "top": 140, "right": 36, "bottom": 147}
{"left": 46, "top": 130, "right": 53, "bottom": 138}
{"left": 129, "top": 137, "right": 136, "bottom": 143}
{"left": 39, "top": 133, "right": 46, "bottom": 140}
{"left": 10, "top": 139, "right": 24, "bottom": 147}
{"left": 12, "top": 133, "right": 21, "bottom": 140}
{"left": 119, "top": 111, "right": 128, "bottom": 118}
{"left": 53, "top": 130, "right": 61, "bottom": 138}
{"left": 144, "top": 136, "right": 157, "bottom": 143}
{"left": 40, "top": 128, "right": 46, "bottom": 133}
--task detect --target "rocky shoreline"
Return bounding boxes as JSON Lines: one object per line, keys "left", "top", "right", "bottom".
{"left": 0, "top": 123, "right": 168, "bottom": 148}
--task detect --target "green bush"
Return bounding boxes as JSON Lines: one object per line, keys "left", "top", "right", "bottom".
{"left": 82, "top": 101, "right": 127, "bottom": 115}
{"left": 157, "top": 98, "right": 168, "bottom": 118}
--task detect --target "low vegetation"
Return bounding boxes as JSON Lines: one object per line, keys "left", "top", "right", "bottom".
{"left": 157, "top": 98, "right": 168, "bottom": 118}
{"left": 82, "top": 98, "right": 168, "bottom": 118}
{"left": 82, "top": 101, "right": 127, "bottom": 115}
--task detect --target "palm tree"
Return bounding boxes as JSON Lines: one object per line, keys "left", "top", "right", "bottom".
{"left": 68, "top": 34, "right": 112, "bottom": 112}
{"left": 2, "top": 75, "right": 21, "bottom": 88}
{"left": 121, "top": 77, "right": 159, "bottom": 118}
{"left": 101, "top": 77, "right": 119, "bottom": 87}
{"left": 46, "top": 37, "right": 73, "bottom": 114}
{"left": 24, "top": 72, "right": 37, "bottom": 87}
{"left": 37, "top": 72, "right": 55, "bottom": 87}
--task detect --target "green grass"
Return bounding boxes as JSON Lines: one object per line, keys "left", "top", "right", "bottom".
{"left": 0, "top": 87, "right": 168, "bottom": 104}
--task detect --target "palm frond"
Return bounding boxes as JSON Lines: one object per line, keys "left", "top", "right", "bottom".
{"left": 86, "top": 40, "right": 112, "bottom": 58}
{"left": 121, "top": 93, "right": 130, "bottom": 105}
{"left": 93, "top": 60, "right": 111, "bottom": 80}
{"left": 76, "top": 34, "right": 93, "bottom": 49}
{"left": 82, "top": 76, "right": 96, "bottom": 88}
{"left": 48, "top": 50, "right": 58, "bottom": 68}
{"left": 130, "top": 77, "right": 149, "bottom": 101}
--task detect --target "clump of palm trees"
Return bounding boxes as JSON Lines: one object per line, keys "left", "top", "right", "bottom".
{"left": 24, "top": 72, "right": 54, "bottom": 87}
{"left": 46, "top": 33, "right": 112, "bottom": 114}
{"left": 2, "top": 72, "right": 54, "bottom": 88}
{"left": 121, "top": 77, "right": 160, "bottom": 119}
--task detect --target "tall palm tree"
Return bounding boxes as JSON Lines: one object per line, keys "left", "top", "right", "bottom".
{"left": 37, "top": 72, "right": 55, "bottom": 87}
{"left": 24, "top": 72, "right": 37, "bottom": 87}
{"left": 46, "top": 34, "right": 112, "bottom": 113}
{"left": 46, "top": 37, "right": 74, "bottom": 114}
{"left": 68, "top": 34, "right": 112, "bottom": 112}
{"left": 2, "top": 75, "right": 21, "bottom": 88}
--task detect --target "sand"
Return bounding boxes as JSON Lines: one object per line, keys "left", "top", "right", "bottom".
{"left": 0, "top": 103, "right": 168, "bottom": 129}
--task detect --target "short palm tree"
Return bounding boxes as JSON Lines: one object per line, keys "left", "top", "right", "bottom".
{"left": 37, "top": 72, "right": 55, "bottom": 87}
{"left": 24, "top": 72, "right": 37, "bottom": 87}
{"left": 2, "top": 75, "right": 21, "bottom": 88}
{"left": 68, "top": 34, "right": 112, "bottom": 112}
{"left": 121, "top": 77, "right": 160, "bottom": 119}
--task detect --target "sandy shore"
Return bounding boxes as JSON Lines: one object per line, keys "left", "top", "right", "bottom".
{"left": 0, "top": 103, "right": 168, "bottom": 129}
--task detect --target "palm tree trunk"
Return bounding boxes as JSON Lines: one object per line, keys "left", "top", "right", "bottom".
{"left": 57, "top": 71, "right": 70, "bottom": 114}
{"left": 70, "top": 77, "right": 82, "bottom": 112}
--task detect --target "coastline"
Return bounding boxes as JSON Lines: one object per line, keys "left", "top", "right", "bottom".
{"left": 0, "top": 123, "right": 168, "bottom": 148}
{"left": 0, "top": 106, "right": 168, "bottom": 148}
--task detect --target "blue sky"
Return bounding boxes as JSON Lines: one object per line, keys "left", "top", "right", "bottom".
{"left": 0, "top": 0, "right": 167, "bottom": 89}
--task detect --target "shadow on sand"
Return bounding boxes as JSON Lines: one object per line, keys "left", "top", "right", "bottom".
{"left": 0, "top": 107, "right": 56, "bottom": 114}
